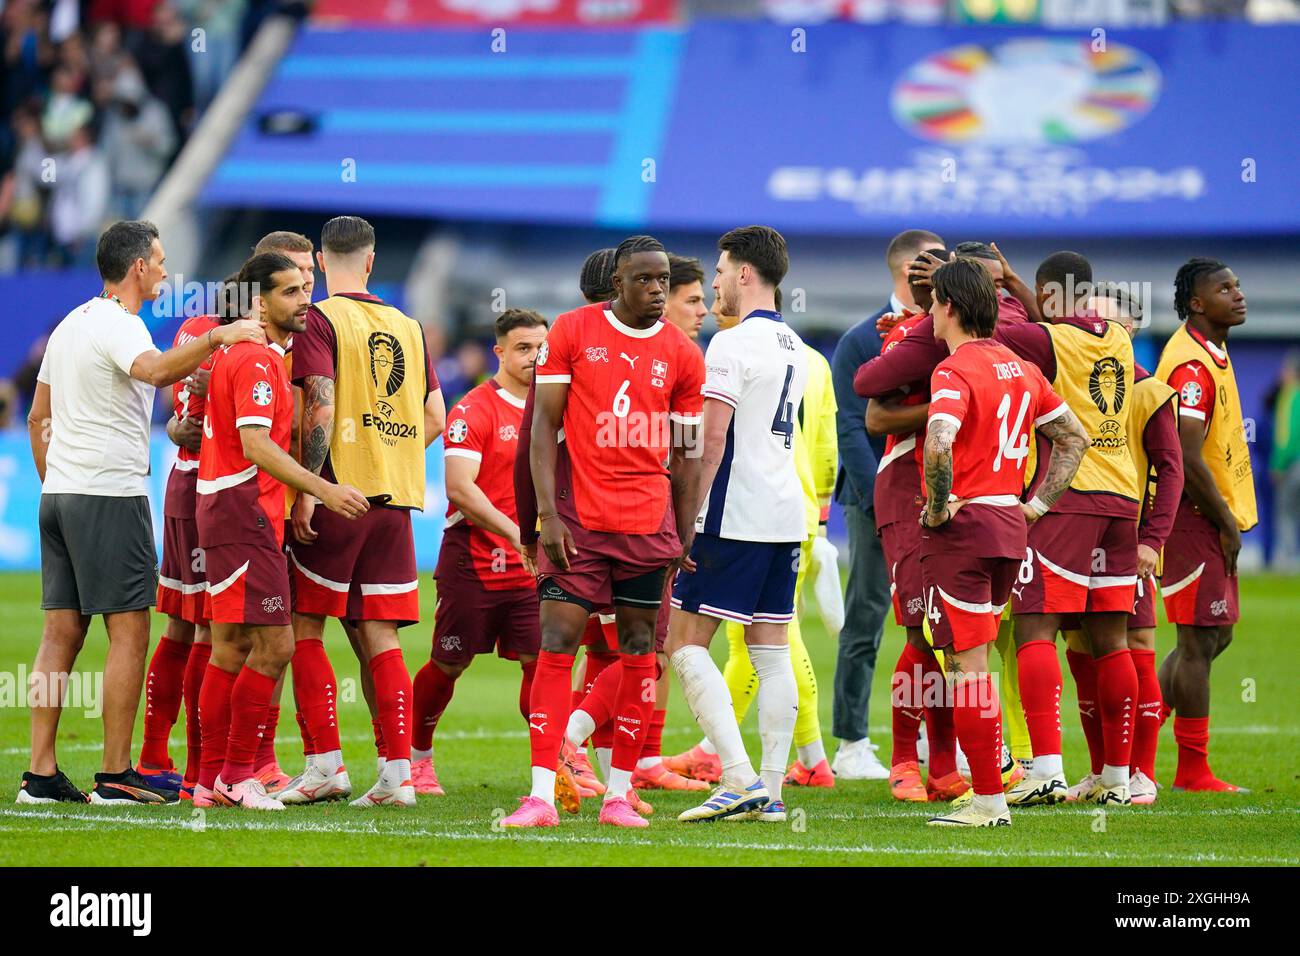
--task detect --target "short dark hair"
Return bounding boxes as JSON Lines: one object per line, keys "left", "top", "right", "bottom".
{"left": 886, "top": 228, "right": 944, "bottom": 275}
{"left": 96, "top": 220, "right": 159, "bottom": 283}
{"left": 953, "top": 240, "right": 999, "bottom": 262}
{"left": 1100, "top": 281, "right": 1141, "bottom": 324}
{"left": 1174, "top": 257, "right": 1229, "bottom": 321}
{"left": 613, "top": 235, "right": 666, "bottom": 268}
{"left": 718, "top": 225, "right": 788, "bottom": 287}
{"left": 495, "top": 308, "right": 548, "bottom": 340}
{"left": 774, "top": 286, "right": 782, "bottom": 312}
{"left": 1035, "top": 251, "right": 1093, "bottom": 289}
{"left": 321, "top": 216, "right": 375, "bottom": 256}
{"left": 237, "top": 252, "right": 299, "bottom": 303}
{"left": 668, "top": 254, "right": 704, "bottom": 290}
{"left": 216, "top": 271, "right": 243, "bottom": 323}
{"left": 254, "top": 230, "right": 313, "bottom": 256}
{"left": 932, "top": 257, "right": 998, "bottom": 338}
{"left": 580, "top": 248, "right": 617, "bottom": 303}
{"left": 908, "top": 246, "right": 948, "bottom": 290}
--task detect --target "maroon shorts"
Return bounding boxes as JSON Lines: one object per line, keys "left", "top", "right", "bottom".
{"left": 432, "top": 580, "right": 539, "bottom": 665}
{"left": 1129, "top": 576, "right": 1158, "bottom": 629}
{"left": 880, "top": 520, "right": 924, "bottom": 628}
{"left": 203, "top": 540, "right": 291, "bottom": 627}
{"left": 157, "top": 514, "right": 208, "bottom": 625}
{"left": 1012, "top": 512, "right": 1137, "bottom": 616}
{"left": 920, "top": 551, "right": 1018, "bottom": 653}
{"left": 1160, "top": 522, "right": 1239, "bottom": 627}
{"left": 288, "top": 504, "right": 419, "bottom": 626}
{"left": 536, "top": 517, "right": 677, "bottom": 613}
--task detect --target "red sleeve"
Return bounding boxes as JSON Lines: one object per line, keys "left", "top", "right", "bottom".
{"left": 533, "top": 314, "right": 574, "bottom": 385}
{"left": 515, "top": 379, "right": 539, "bottom": 545}
{"left": 1139, "top": 398, "right": 1184, "bottom": 551}
{"left": 232, "top": 349, "right": 282, "bottom": 429}
{"left": 994, "top": 322, "right": 1056, "bottom": 380}
{"left": 444, "top": 393, "right": 489, "bottom": 462}
{"left": 927, "top": 364, "right": 971, "bottom": 430}
{"left": 1165, "top": 360, "right": 1215, "bottom": 428}
{"left": 854, "top": 315, "right": 946, "bottom": 398}
{"left": 1033, "top": 369, "right": 1068, "bottom": 427}
{"left": 670, "top": 338, "right": 705, "bottom": 423}
{"left": 290, "top": 306, "right": 336, "bottom": 385}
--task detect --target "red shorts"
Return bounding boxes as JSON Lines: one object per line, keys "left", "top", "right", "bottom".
{"left": 157, "top": 514, "right": 208, "bottom": 625}
{"left": 920, "top": 551, "right": 1019, "bottom": 653}
{"left": 1129, "top": 576, "right": 1158, "bottom": 629}
{"left": 288, "top": 504, "right": 419, "bottom": 626}
{"left": 203, "top": 541, "right": 291, "bottom": 627}
{"left": 1012, "top": 512, "right": 1137, "bottom": 616}
{"left": 432, "top": 580, "right": 539, "bottom": 665}
{"left": 536, "top": 516, "right": 678, "bottom": 613}
{"left": 1160, "top": 521, "right": 1239, "bottom": 627}
{"left": 880, "top": 520, "right": 924, "bottom": 628}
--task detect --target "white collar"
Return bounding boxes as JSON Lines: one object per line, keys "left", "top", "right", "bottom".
{"left": 889, "top": 293, "right": 906, "bottom": 315}
{"left": 268, "top": 340, "right": 287, "bottom": 357}
{"left": 493, "top": 383, "right": 526, "bottom": 408}
{"left": 604, "top": 308, "right": 663, "bottom": 340}
{"left": 1202, "top": 335, "right": 1227, "bottom": 362}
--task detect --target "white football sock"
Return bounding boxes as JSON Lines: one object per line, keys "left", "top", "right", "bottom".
{"left": 1033, "top": 753, "right": 1063, "bottom": 778}
{"left": 750, "top": 644, "right": 798, "bottom": 804}
{"left": 1101, "top": 764, "right": 1130, "bottom": 788}
{"left": 672, "top": 645, "right": 754, "bottom": 787}
{"left": 605, "top": 768, "right": 632, "bottom": 801}
{"left": 972, "top": 792, "right": 1009, "bottom": 816}
{"left": 566, "top": 710, "right": 596, "bottom": 748}
{"left": 595, "top": 747, "right": 612, "bottom": 781}
{"left": 411, "top": 747, "right": 432, "bottom": 762}
{"left": 530, "top": 766, "right": 556, "bottom": 804}
{"left": 636, "top": 755, "right": 662, "bottom": 770}
{"left": 381, "top": 758, "right": 410, "bottom": 787}
{"left": 698, "top": 737, "right": 718, "bottom": 756}
{"left": 317, "top": 749, "right": 343, "bottom": 773}
{"left": 797, "top": 738, "right": 826, "bottom": 769}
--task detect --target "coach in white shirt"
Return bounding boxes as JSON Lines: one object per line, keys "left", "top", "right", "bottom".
{"left": 21, "top": 220, "right": 264, "bottom": 806}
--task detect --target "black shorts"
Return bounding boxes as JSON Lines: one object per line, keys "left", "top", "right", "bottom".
{"left": 40, "top": 493, "right": 156, "bottom": 615}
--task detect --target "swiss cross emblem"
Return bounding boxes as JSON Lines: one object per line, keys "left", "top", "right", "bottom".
{"left": 651, "top": 359, "right": 667, "bottom": 378}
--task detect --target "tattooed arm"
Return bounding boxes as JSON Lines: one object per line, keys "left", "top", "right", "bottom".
{"left": 292, "top": 373, "right": 335, "bottom": 544}
{"left": 921, "top": 416, "right": 959, "bottom": 528}
{"left": 1022, "top": 407, "right": 1090, "bottom": 522}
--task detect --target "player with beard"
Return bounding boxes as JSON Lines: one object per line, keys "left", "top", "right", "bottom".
{"left": 191, "top": 253, "right": 368, "bottom": 809}
{"left": 501, "top": 235, "right": 705, "bottom": 829}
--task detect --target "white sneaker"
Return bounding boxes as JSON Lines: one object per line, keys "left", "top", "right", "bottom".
{"left": 678, "top": 779, "right": 769, "bottom": 822}
{"left": 276, "top": 764, "right": 352, "bottom": 804}
{"left": 214, "top": 775, "right": 284, "bottom": 811}
{"left": 1006, "top": 772, "right": 1068, "bottom": 806}
{"left": 831, "top": 738, "right": 890, "bottom": 780}
{"left": 1065, "top": 772, "right": 1101, "bottom": 803}
{"left": 1129, "top": 771, "right": 1157, "bottom": 805}
{"left": 928, "top": 799, "right": 1011, "bottom": 828}
{"left": 350, "top": 774, "right": 416, "bottom": 808}
{"left": 915, "top": 725, "right": 930, "bottom": 767}
{"left": 1083, "top": 780, "right": 1131, "bottom": 806}
{"left": 723, "top": 799, "right": 788, "bottom": 823}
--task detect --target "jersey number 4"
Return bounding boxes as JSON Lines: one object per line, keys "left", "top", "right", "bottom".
{"left": 771, "top": 364, "right": 795, "bottom": 449}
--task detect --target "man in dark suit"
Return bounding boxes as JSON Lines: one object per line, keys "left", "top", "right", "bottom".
{"left": 828, "top": 228, "right": 943, "bottom": 779}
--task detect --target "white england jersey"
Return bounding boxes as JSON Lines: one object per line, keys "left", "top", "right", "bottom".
{"left": 697, "top": 311, "right": 808, "bottom": 543}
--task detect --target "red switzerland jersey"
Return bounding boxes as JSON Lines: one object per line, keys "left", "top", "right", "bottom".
{"left": 196, "top": 340, "right": 294, "bottom": 549}
{"left": 533, "top": 302, "right": 705, "bottom": 535}
{"left": 440, "top": 379, "right": 531, "bottom": 590}
{"left": 171, "top": 314, "right": 220, "bottom": 465}
{"left": 927, "top": 339, "right": 1067, "bottom": 502}
{"left": 873, "top": 312, "right": 929, "bottom": 527}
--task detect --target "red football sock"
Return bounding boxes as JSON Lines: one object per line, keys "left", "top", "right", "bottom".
{"left": 220, "top": 667, "right": 275, "bottom": 784}
{"left": 528, "top": 650, "right": 574, "bottom": 769}
{"left": 1130, "top": 649, "right": 1162, "bottom": 779}
{"left": 197, "top": 664, "right": 236, "bottom": 790}
{"left": 412, "top": 660, "right": 456, "bottom": 752}
{"left": 255, "top": 704, "right": 280, "bottom": 771}
{"left": 952, "top": 673, "right": 1003, "bottom": 796}
{"left": 1094, "top": 648, "right": 1137, "bottom": 773}
{"left": 1017, "top": 640, "right": 1063, "bottom": 757}
{"left": 291, "top": 638, "right": 340, "bottom": 753}
{"left": 372, "top": 718, "right": 387, "bottom": 760}
{"left": 611, "top": 653, "right": 656, "bottom": 773}
{"left": 294, "top": 710, "right": 316, "bottom": 757}
{"left": 519, "top": 659, "right": 537, "bottom": 723}
{"left": 369, "top": 648, "right": 412, "bottom": 762}
{"left": 585, "top": 651, "right": 620, "bottom": 749}
{"left": 140, "top": 636, "right": 190, "bottom": 769}
{"left": 181, "top": 642, "right": 211, "bottom": 784}
{"left": 643, "top": 708, "right": 666, "bottom": 761}
{"left": 923, "top": 686, "right": 959, "bottom": 779}
{"left": 1065, "top": 648, "right": 1104, "bottom": 775}
{"left": 579, "top": 657, "right": 622, "bottom": 729}
{"left": 1173, "top": 715, "right": 1211, "bottom": 787}
{"left": 890, "top": 642, "right": 929, "bottom": 766}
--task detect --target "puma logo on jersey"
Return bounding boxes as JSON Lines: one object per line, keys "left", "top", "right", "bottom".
{"left": 255, "top": 361, "right": 271, "bottom": 375}
{"left": 936, "top": 369, "right": 953, "bottom": 379}
{"left": 619, "top": 352, "right": 639, "bottom": 369}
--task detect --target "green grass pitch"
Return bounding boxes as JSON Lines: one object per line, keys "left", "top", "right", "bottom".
{"left": 0, "top": 571, "right": 1295, "bottom": 866}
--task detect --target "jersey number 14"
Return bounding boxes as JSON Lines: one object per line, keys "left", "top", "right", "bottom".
{"left": 994, "top": 391, "right": 1031, "bottom": 473}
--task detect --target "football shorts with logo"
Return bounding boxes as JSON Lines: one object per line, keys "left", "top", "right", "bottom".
{"left": 880, "top": 519, "right": 925, "bottom": 628}
{"left": 1011, "top": 512, "right": 1138, "bottom": 615}
{"left": 158, "top": 467, "right": 208, "bottom": 624}
{"left": 204, "top": 536, "right": 292, "bottom": 627}
{"left": 1159, "top": 510, "right": 1239, "bottom": 626}
{"left": 432, "top": 525, "right": 539, "bottom": 665}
